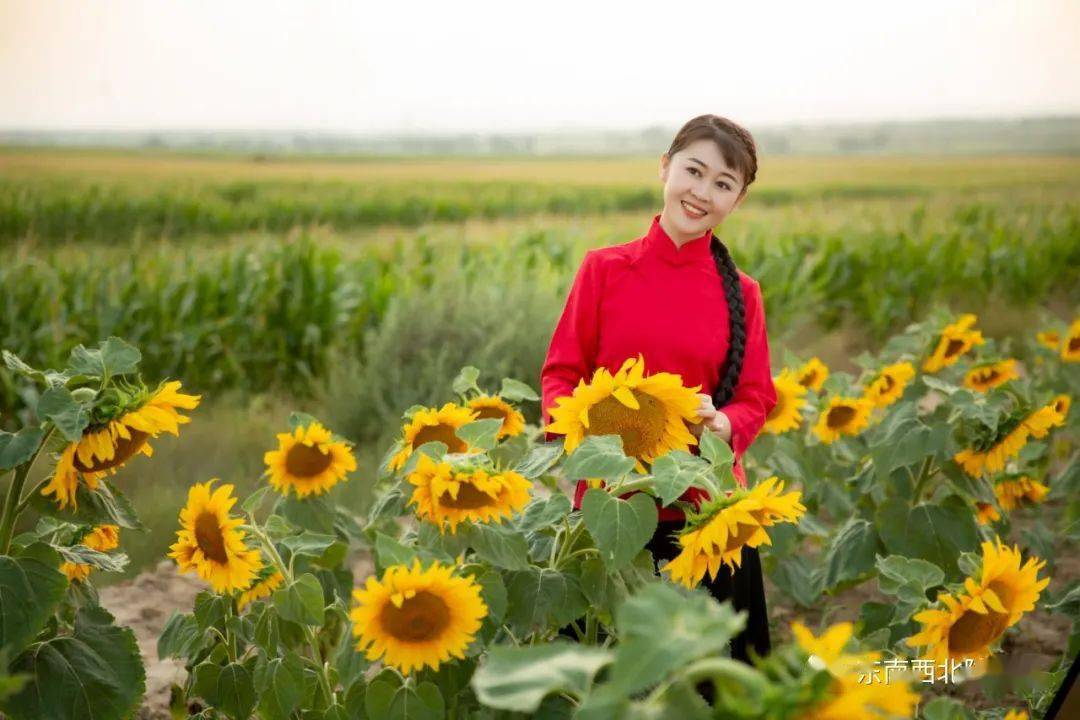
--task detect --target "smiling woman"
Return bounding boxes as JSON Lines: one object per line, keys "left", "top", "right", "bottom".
{"left": 541, "top": 115, "right": 778, "bottom": 680}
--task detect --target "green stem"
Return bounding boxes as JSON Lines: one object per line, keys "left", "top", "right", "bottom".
{"left": 552, "top": 517, "right": 584, "bottom": 568}
{"left": 0, "top": 424, "right": 54, "bottom": 554}
{"left": 611, "top": 477, "right": 656, "bottom": 496}
{"left": 911, "top": 455, "right": 935, "bottom": 502}
{"left": 249, "top": 521, "right": 335, "bottom": 704}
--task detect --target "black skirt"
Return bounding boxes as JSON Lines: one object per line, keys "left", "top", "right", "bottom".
{"left": 646, "top": 519, "right": 771, "bottom": 664}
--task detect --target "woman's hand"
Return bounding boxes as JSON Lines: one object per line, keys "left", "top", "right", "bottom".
{"left": 689, "top": 393, "right": 732, "bottom": 444}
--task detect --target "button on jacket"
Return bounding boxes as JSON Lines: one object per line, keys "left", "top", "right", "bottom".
{"left": 540, "top": 214, "right": 778, "bottom": 521}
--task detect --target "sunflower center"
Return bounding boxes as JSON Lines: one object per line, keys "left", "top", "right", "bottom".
{"left": 725, "top": 523, "right": 760, "bottom": 552}
{"left": 799, "top": 371, "right": 817, "bottom": 388}
{"left": 987, "top": 579, "right": 1017, "bottom": 611}
{"left": 587, "top": 392, "right": 666, "bottom": 458}
{"left": 413, "top": 424, "right": 468, "bottom": 454}
{"left": 438, "top": 481, "right": 497, "bottom": 510}
{"left": 380, "top": 590, "right": 452, "bottom": 642}
{"left": 284, "top": 442, "right": 333, "bottom": 478}
{"left": 74, "top": 428, "right": 150, "bottom": 473}
{"left": 879, "top": 374, "right": 896, "bottom": 392}
{"left": 194, "top": 512, "right": 229, "bottom": 564}
{"left": 473, "top": 406, "right": 507, "bottom": 424}
{"left": 944, "top": 338, "right": 966, "bottom": 359}
{"left": 1069, "top": 336, "right": 1080, "bottom": 352}
{"left": 826, "top": 406, "right": 856, "bottom": 429}
{"left": 948, "top": 606, "right": 1009, "bottom": 654}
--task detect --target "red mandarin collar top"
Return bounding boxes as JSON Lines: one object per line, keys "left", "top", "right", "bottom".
{"left": 540, "top": 213, "right": 778, "bottom": 521}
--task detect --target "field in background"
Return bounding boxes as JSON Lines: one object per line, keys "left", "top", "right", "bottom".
{"left": 2, "top": 147, "right": 1078, "bottom": 579}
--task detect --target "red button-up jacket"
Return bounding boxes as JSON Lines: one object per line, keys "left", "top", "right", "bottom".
{"left": 540, "top": 214, "right": 778, "bottom": 521}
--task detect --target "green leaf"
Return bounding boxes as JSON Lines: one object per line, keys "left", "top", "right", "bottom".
{"left": 0, "top": 545, "right": 68, "bottom": 656}
{"left": 769, "top": 555, "right": 824, "bottom": 608}
{"left": 452, "top": 366, "right": 481, "bottom": 395}
{"left": 581, "top": 489, "right": 658, "bottom": 571}
{"left": 919, "top": 696, "right": 975, "bottom": 720}
{"left": 29, "top": 479, "right": 145, "bottom": 530}
{"left": 471, "top": 641, "right": 613, "bottom": 712}
{"left": 272, "top": 574, "right": 325, "bottom": 626}
{"left": 194, "top": 592, "right": 229, "bottom": 631}
{"left": 2, "top": 605, "right": 145, "bottom": 720}
{"left": 365, "top": 675, "right": 444, "bottom": 720}
{"left": 822, "top": 518, "right": 881, "bottom": 589}
{"left": 216, "top": 662, "right": 256, "bottom": 720}
{"left": 562, "top": 435, "right": 636, "bottom": 481}
{"left": 504, "top": 568, "right": 588, "bottom": 634}
{"left": 279, "top": 532, "right": 339, "bottom": 562}
{"left": 374, "top": 533, "right": 417, "bottom": 570}
{"left": 515, "top": 494, "right": 572, "bottom": 534}
{"left": 455, "top": 418, "right": 503, "bottom": 451}
{"left": 241, "top": 486, "right": 272, "bottom": 515}
{"left": 255, "top": 651, "right": 305, "bottom": 720}
{"left": 876, "top": 497, "right": 979, "bottom": 579}
{"left": 498, "top": 378, "right": 539, "bottom": 402}
{"left": 608, "top": 582, "right": 745, "bottom": 695}
{"left": 648, "top": 451, "right": 710, "bottom": 506}
{"left": 697, "top": 430, "right": 734, "bottom": 469}
{"left": 465, "top": 523, "right": 531, "bottom": 570}
{"left": 287, "top": 411, "right": 321, "bottom": 432}
{"left": 869, "top": 403, "right": 946, "bottom": 483}
{"left": 876, "top": 555, "right": 945, "bottom": 605}
{"left": 0, "top": 427, "right": 45, "bottom": 472}
{"left": 277, "top": 493, "right": 336, "bottom": 534}
{"left": 53, "top": 545, "right": 129, "bottom": 573}
{"left": 513, "top": 442, "right": 564, "bottom": 480}
{"left": 158, "top": 612, "right": 203, "bottom": 661}
{"left": 99, "top": 337, "right": 141, "bottom": 378}
{"left": 37, "top": 386, "right": 91, "bottom": 442}
{"left": 366, "top": 484, "right": 407, "bottom": 526}
{"left": 2, "top": 350, "right": 41, "bottom": 380}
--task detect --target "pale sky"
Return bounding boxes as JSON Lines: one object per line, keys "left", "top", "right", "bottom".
{"left": 2, "top": 0, "right": 1078, "bottom": 133}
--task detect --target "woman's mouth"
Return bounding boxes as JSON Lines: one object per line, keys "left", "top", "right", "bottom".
{"left": 681, "top": 199, "right": 707, "bottom": 219}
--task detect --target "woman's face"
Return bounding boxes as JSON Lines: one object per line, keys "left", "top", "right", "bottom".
{"left": 659, "top": 137, "right": 746, "bottom": 239}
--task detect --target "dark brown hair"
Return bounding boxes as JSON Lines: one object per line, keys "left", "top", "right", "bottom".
{"left": 666, "top": 115, "right": 758, "bottom": 408}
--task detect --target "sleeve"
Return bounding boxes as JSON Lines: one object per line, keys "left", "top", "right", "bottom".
{"left": 718, "top": 279, "right": 777, "bottom": 460}
{"left": 541, "top": 250, "right": 603, "bottom": 434}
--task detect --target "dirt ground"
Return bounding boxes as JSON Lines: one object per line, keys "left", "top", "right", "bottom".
{"left": 106, "top": 535, "right": 1078, "bottom": 718}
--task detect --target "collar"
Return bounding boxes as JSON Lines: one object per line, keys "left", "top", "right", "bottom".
{"left": 634, "top": 213, "right": 714, "bottom": 266}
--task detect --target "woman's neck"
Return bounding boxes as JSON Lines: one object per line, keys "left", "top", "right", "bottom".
{"left": 658, "top": 210, "right": 703, "bottom": 249}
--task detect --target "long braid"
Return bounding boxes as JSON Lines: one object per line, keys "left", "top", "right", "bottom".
{"left": 710, "top": 234, "right": 746, "bottom": 408}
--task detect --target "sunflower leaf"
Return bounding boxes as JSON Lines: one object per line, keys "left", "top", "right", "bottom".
{"left": 649, "top": 451, "right": 710, "bottom": 506}
{"left": 53, "top": 544, "right": 129, "bottom": 573}
{"left": 452, "top": 366, "right": 481, "bottom": 396}
{"left": 2, "top": 604, "right": 145, "bottom": 720}
{"left": 515, "top": 494, "right": 572, "bottom": 534}
{"left": 471, "top": 641, "right": 613, "bottom": 712}
{"left": 272, "top": 573, "right": 325, "bottom": 627}
{"left": 365, "top": 676, "right": 444, "bottom": 720}
{"left": 455, "top": 418, "right": 503, "bottom": 452}
{"left": 513, "top": 442, "right": 564, "bottom": 480}
{"left": 581, "top": 490, "right": 658, "bottom": 572}
{"left": 698, "top": 430, "right": 734, "bottom": 469}
{"left": 822, "top": 518, "right": 881, "bottom": 590}
{"left": 463, "top": 523, "right": 531, "bottom": 571}
{"left": 286, "top": 411, "right": 321, "bottom": 432}
{"left": 29, "top": 479, "right": 145, "bottom": 531}
{"left": 0, "top": 544, "right": 67, "bottom": 657}
{"left": 241, "top": 485, "right": 272, "bottom": 516}
{"left": 254, "top": 651, "right": 305, "bottom": 720}
{"left": 503, "top": 567, "right": 588, "bottom": 634}
{"left": 215, "top": 661, "right": 256, "bottom": 720}
{"left": 498, "top": 378, "right": 539, "bottom": 402}
{"left": 0, "top": 427, "right": 44, "bottom": 472}
{"left": 562, "top": 436, "right": 635, "bottom": 482}
{"left": 37, "top": 386, "right": 89, "bottom": 442}
{"left": 876, "top": 554, "right": 945, "bottom": 604}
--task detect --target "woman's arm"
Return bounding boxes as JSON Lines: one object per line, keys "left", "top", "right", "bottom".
{"left": 540, "top": 250, "right": 604, "bottom": 433}
{"left": 713, "top": 279, "right": 778, "bottom": 458}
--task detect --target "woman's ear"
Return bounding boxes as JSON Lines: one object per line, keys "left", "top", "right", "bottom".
{"left": 658, "top": 153, "right": 670, "bottom": 182}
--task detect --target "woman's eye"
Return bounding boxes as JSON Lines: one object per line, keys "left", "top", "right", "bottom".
{"left": 687, "top": 167, "right": 699, "bottom": 176}
{"left": 716, "top": 182, "right": 730, "bottom": 191}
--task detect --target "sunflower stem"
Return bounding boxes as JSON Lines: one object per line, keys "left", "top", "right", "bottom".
{"left": 0, "top": 424, "right": 53, "bottom": 554}
{"left": 912, "top": 455, "right": 936, "bottom": 503}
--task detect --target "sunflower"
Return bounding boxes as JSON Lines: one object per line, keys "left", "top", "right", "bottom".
{"left": 962, "top": 359, "right": 1019, "bottom": 393}
{"left": 546, "top": 354, "right": 701, "bottom": 472}
{"left": 764, "top": 370, "right": 807, "bottom": 434}
{"left": 263, "top": 421, "right": 357, "bottom": 499}
{"left": 237, "top": 570, "right": 285, "bottom": 610}
{"left": 954, "top": 400, "right": 1067, "bottom": 477}
{"left": 61, "top": 524, "right": 121, "bottom": 582}
{"left": 168, "top": 480, "right": 263, "bottom": 594}
{"left": 389, "top": 403, "right": 479, "bottom": 472}
{"left": 42, "top": 380, "right": 201, "bottom": 510}
{"left": 975, "top": 502, "right": 1001, "bottom": 526}
{"left": 862, "top": 362, "right": 916, "bottom": 409}
{"left": 406, "top": 453, "right": 532, "bottom": 534}
{"left": 994, "top": 475, "right": 1049, "bottom": 512}
{"left": 1050, "top": 394, "right": 1071, "bottom": 423}
{"left": 905, "top": 539, "right": 1048, "bottom": 664}
{"left": 813, "top": 397, "right": 873, "bottom": 445}
{"left": 1035, "top": 331, "right": 1060, "bottom": 351}
{"left": 796, "top": 357, "right": 829, "bottom": 392}
{"left": 923, "top": 313, "right": 984, "bottom": 373}
{"left": 661, "top": 477, "right": 805, "bottom": 589}
{"left": 350, "top": 559, "right": 487, "bottom": 676}
{"left": 1003, "top": 710, "right": 1029, "bottom": 720}
{"left": 465, "top": 394, "right": 525, "bottom": 439}
{"left": 793, "top": 621, "right": 919, "bottom": 720}
{"left": 1036, "top": 330, "right": 1061, "bottom": 350}
{"left": 1062, "top": 319, "right": 1080, "bottom": 362}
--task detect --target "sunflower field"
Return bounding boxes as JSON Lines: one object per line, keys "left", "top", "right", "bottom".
{"left": 0, "top": 306, "right": 1076, "bottom": 719}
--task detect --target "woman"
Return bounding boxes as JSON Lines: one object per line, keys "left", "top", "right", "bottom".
{"left": 540, "top": 114, "right": 778, "bottom": 665}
